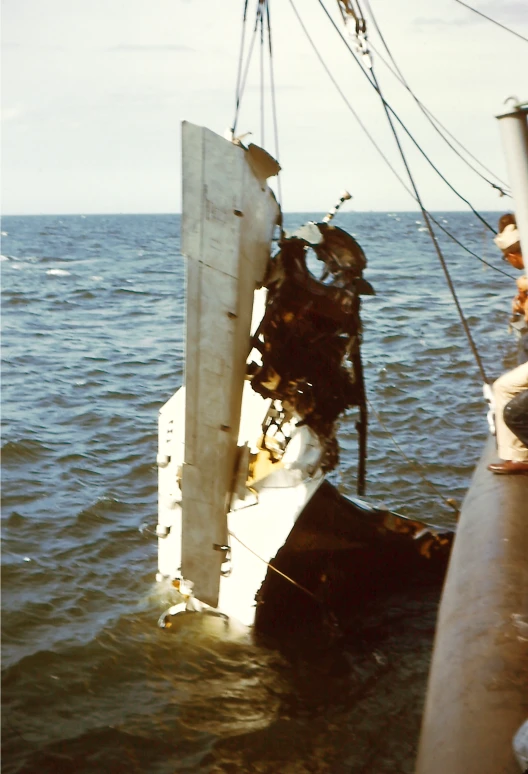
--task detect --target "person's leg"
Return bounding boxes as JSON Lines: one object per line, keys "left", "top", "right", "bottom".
{"left": 504, "top": 389, "right": 528, "bottom": 448}
{"left": 492, "top": 362, "right": 528, "bottom": 462}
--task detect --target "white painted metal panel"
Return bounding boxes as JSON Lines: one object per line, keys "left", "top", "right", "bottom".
{"left": 180, "top": 122, "right": 279, "bottom": 607}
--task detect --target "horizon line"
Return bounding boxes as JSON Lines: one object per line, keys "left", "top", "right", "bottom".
{"left": 1, "top": 209, "right": 506, "bottom": 218}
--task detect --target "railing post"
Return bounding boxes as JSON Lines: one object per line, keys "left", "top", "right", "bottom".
{"left": 497, "top": 101, "right": 528, "bottom": 279}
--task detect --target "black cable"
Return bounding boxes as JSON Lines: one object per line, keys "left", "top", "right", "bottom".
{"left": 314, "top": 0, "right": 490, "bottom": 381}
{"left": 287, "top": 0, "right": 415, "bottom": 196}
{"left": 428, "top": 215, "right": 516, "bottom": 279}
{"left": 315, "top": 0, "right": 497, "bottom": 234}
{"left": 454, "top": 0, "right": 528, "bottom": 45}
{"left": 233, "top": 2, "right": 262, "bottom": 138}
{"left": 260, "top": 8, "right": 265, "bottom": 146}
{"left": 288, "top": 0, "right": 512, "bottom": 281}
{"left": 362, "top": 0, "right": 510, "bottom": 195}
{"left": 368, "top": 63, "right": 490, "bottom": 383}
{"left": 266, "top": 0, "right": 283, "bottom": 209}
{"left": 232, "top": 0, "right": 250, "bottom": 136}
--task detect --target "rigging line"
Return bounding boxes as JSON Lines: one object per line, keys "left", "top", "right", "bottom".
{"left": 362, "top": 1, "right": 510, "bottom": 194}
{"left": 260, "top": 6, "right": 265, "bottom": 147}
{"left": 367, "top": 398, "right": 458, "bottom": 512}
{"left": 428, "top": 214, "right": 517, "bottom": 279}
{"left": 266, "top": 0, "right": 283, "bottom": 211}
{"left": 368, "top": 40, "right": 511, "bottom": 196}
{"left": 232, "top": 0, "right": 250, "bottom": 136}
{"left": 368, "top": 58, "right": 490, "bottom": 383}
{"left": 367, "top": 43, "right": 510, "bottom": 195}
{"left": 233, "top": 1, "right": 263, "bottom": 138}
{"left": 229, "top": 530, "right": 323, "bottom": 604}
{"left": 287, "top": 0, "right": 415, "bottom": 198}
{"left": 315, "top": 0, "right": 497, "bottom": 234}
{"left": 453, "top": 0, "right": 528, "bottom": 45}
{"left": 288, "top": 0, "right": 508, "bottom": 279}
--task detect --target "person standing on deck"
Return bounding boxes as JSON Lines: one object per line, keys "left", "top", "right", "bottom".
{"left": 494, "top": 213, "right": 528, "bottom": 327}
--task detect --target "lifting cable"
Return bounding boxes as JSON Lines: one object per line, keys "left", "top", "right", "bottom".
{"left": 259, "top": 6, "right": 265, "bottom": 146}
{"left": 362, "top": 0, "right": 510, "bottom": 196}
{"left": 453, "top": 0, "right": 528, "bottom": 45}
{"left": 299, "top": 0, "right": 489, "bottom": 382}
{"left": 266, "top": 0, "right": 283, "bottom": 210}
{"left": 232, "top": 1, "right": 264, "bottom": 139}
{"left": 229, "top": 530, "right": 329, "bottom": 608}
{"left": 428, "top": 216, "right": 516, "bottom": 280}
{"left": 368, "top": 60, "right": 490, "bottom": 384}
{"left": 288, "top": 0, "right": 512, "bottom": 281}
{"left": 316, "top": 0, "right": 497, "bottom": 235}
{"left": 232, "top": 1, "right": 283, "bottom": 210}
{"left": 232, "top": 0, "right": 250, "bottom": 138}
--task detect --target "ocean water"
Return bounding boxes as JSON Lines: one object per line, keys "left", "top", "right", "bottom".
{"left": 1, "top": 211, "right": 518, "bottom": 773}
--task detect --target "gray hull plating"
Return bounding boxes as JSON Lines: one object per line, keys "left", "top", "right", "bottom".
{"left": 416, "top": 436, "right": 528, "bottom": 774}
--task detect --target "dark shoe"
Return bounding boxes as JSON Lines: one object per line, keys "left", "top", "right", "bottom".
{"left": 487, "top": 460, "right": 528, "bottom": 475}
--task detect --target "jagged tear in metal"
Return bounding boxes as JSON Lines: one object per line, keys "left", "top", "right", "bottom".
{"left": 249, "top": 222, "right": 374, "bottom": 475}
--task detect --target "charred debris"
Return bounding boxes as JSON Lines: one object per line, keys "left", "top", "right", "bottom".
{"left": 246, "top": 221, "right": 454, "bottom": 637}
{"left": 249, "top": 220, "right": 374, "bottom": 487}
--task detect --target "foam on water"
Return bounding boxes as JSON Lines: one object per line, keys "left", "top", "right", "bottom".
{"left": 46, "top": 268, "right": 71, "bottom": 276}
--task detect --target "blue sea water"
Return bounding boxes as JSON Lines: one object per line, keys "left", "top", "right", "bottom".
{"left": 1, "top": 211, "right": 518, "bottom": 773}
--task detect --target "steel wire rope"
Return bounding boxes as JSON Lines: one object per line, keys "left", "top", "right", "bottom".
{"left": 266, "top": 0, "right": 283, "bottom": 211}
{"left": 232, "top": 1, "right": 264, "bottom": 138}
{"left": 287, "top": 0, "right": 513, "bottom": 281}
{"left": 368, "top": 63, "right": 490, "bottom": 382}
{"left": 368, "top": 40, "right": 510, "bottom": 195}
{"left": 362, "top": 0, "right": 510, "bottom": 195}
{"left": 287, "top": 0, "right": 415, "bottom": 199}
{"left": 453, "top": 0, "right": 528, "bottom": 45}
{"left": 229, "top": 530, "right": 327, "bottom": 605}
{"left": 232, "top": 0, "right": 250, "bottom": 137}
{"left": 260, "top": 7, "right": 265, "bottom": 146}
{"left": 311, "top": 0, "right": 491, "bottom": 380}
{"left": 426, "top": 215, "right": 516, "bottom": 279}
{"left": 315, "top": 0, "right": 497, "bottom": 235}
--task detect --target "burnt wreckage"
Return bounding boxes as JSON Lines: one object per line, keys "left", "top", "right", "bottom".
{"left": 249, "top": 221, "right": 374, "bottom": 492}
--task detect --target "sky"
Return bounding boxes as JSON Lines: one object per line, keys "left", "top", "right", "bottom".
{"left": 1, "top": 0, "right": 528, "bottom": 214}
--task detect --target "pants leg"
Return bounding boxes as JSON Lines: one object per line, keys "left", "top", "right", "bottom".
{"left": 493, "top": 362, "right": 528, "bottom": 462}
{"left": 504, "top": 389, "right": 528, "bottom": 448}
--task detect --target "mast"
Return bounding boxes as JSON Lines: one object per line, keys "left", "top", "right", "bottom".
{"left": 496, "top": 101, "right": 528, "bottom": 279}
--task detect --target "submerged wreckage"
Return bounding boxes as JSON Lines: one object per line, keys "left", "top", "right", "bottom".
{"left": 155, "top": 123, "right": 451, "bottom": 629}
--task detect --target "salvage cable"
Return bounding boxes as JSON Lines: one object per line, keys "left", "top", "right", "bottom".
{"left": 229, "top": 530, "right": 322, "bottom": 604}
{"left": 260, "top": 4, "right": 265, "bottom": 146}
{"left": 232, "top": 0, "right": 250, "bottom": 138}
{"left": 362, "top": 0, "right": 510, "bottom": 196}
{"left": 314, "top": 0, "right": 497, "bottom": 235}
{"left": 427, "top": 216, "right": 516, "bottom": 280}
{"left": 232, "top": 1, "right": 264, "bottom": 139}
{"left": 297, "top": 0, "right": 492, "bottom": 382}
{"left": 229, "top": 529, "right": 340, "bottom": 634}
{"left": 266, "top": 0, "right": 283, "bottom": 211}
{"left": 232, "top": 0, "right": 283, "bottom": 212}
{"left": 367, "top": 59, "right": 490, "bottom": 384}
{"left": 453, "top": 0, "right": 528, "bottom": 45}
{"left": 288, "top": 0, "right": 512, "bottom": 281}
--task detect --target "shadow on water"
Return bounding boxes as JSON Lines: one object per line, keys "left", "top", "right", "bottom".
{"left": 3, "top": 491, "right": 452, "bottom": 774}
{"left": 4, "top": 582, "right": 448, "bottom": 774}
